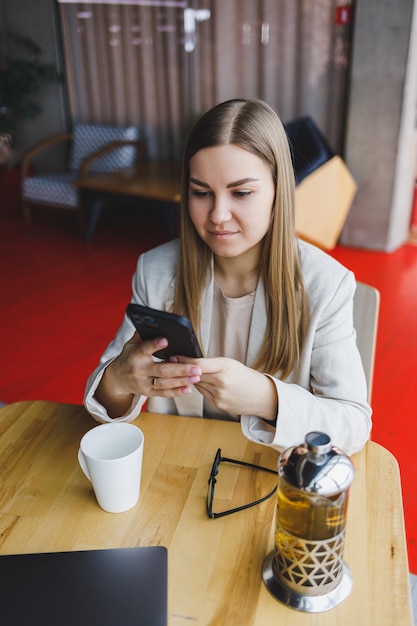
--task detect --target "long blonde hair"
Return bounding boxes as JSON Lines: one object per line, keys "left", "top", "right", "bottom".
{"left": 173, "top": 99, "right": 308, "bottom": 378}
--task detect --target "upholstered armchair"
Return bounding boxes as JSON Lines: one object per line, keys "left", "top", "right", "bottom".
{"left": 21, "top": 123, "right": 143, "bottom": 235}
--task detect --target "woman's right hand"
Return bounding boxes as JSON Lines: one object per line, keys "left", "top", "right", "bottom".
{"left": 94, "top": 333, "right": 202, "bottom": 417}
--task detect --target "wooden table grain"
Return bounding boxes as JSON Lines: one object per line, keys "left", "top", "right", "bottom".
{"left": 0, "top": 401, "right": 412, "bottom": 625}
{"left": 76, "top": 161, "right": 181, "bottom": 202}
{"left": 76, "top": 161, "right": 181, "bottom": 241}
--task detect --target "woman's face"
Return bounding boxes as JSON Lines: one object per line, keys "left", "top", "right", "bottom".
{"left": 188, "top": 144, "right": 275, "bottom": 262}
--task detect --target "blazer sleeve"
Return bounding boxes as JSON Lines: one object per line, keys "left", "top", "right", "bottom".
{"left": 241, "top": 271, "right": 372, "bottom": 456}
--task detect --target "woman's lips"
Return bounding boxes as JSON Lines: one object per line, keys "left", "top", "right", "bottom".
{"left": 207, "top": 230, "right": 238, "bottom": 239}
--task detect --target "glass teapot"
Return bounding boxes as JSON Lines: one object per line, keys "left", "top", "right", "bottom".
{"left": 263, "top": 431, "right": 355, "bottom": 613}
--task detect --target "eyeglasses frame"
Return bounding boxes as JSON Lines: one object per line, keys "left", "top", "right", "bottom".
{"left": 206, "top": 448, "right": 277, "bottom": 519}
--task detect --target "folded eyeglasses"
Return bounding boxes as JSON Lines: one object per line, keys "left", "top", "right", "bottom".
{"left": 206, "top": 448, "right": 277, "bottom": 519}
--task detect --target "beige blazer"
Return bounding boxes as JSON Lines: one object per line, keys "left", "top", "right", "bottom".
{"left": 85, "top": 239, "right": 372, "bottom": 455}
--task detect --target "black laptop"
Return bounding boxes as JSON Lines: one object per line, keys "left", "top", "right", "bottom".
{"left": 0, "top": 545, "right": 167, "bottom": 626}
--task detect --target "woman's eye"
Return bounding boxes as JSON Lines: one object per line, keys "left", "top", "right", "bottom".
{"left": 233, "top": 190, "right": 252, "bottom": 198}
{"left": 190, "top": 189, "right": 211, "bottom": 198}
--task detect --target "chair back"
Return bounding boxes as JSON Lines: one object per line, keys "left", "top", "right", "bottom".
{"left": 352, "top": 281, "right": 380, "bottom": 402}
{"left": 70, "top": 123, "right": 140, "bottom": 173}
{"left": 284, "top": 116, "right": 334, "bottom": 184}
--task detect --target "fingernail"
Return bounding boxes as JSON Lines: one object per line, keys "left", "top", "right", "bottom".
{"left": 157, "top": 337, "right": 168, "bottom": 347}
{"left": 182, "top": 386, "right": 192, "bottom": 395}
{"left": 190, "top": 367, "right": 201, "bottom": 375}
{"left": 169, "top": 356, "right": 179, "bottom": 363}
{"left": 188, "top": 375, "right": 200, "bottom": 383}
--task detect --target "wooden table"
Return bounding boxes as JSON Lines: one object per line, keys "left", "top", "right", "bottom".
{"left": 0, "top": 401, "right": 412, "bottom": 625}
{"left": 76, "top": 161, "right": 181, "bottom": 241}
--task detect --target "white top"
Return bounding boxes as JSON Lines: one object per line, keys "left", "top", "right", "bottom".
{"left": 204, "top": 282, "right": 255, "bottom": 420}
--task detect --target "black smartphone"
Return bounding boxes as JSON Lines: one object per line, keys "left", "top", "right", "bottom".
{"left": 126, "top": 303, "right": 203, "bottom": 360}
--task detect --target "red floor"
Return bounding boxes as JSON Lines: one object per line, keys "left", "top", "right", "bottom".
{"left": 328, "top": 240, "right": 417, "bottom": 572}
{"left": 1, "top": 198, "right": 416, "bottom": 572}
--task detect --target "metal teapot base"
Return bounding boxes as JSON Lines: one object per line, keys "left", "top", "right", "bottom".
{"left": 262, "top": 550, "right": 352, "bottom": 613}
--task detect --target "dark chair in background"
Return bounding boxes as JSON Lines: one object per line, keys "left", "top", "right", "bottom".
{"left": 284, "top": 115, "right": 355, "bottom": 250}
{"left": 284, "top": 116, "right": 334, "bottom": 184}
{"left": 21, "top": 123, "right": 143, "bottom": 236}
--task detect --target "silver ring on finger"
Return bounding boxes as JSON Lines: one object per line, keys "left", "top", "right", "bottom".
{"left": 152, "top": 377, "right": 158, "bottom": 389}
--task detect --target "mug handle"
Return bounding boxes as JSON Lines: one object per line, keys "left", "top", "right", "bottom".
{"left": 78, "top": 449, "right": 91, "bottom": 481}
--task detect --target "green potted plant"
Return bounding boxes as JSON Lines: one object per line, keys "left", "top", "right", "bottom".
{"left": 0, "top": 30, "right": 63, "bottom": 168}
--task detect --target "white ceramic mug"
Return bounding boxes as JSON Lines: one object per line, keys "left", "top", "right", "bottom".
{"left": 78, "top": 422, "right": 144, "bottom": 513}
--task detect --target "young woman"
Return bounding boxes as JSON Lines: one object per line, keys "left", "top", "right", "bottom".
{"left": 84, "top": 99, "right": 371, "bottom": 455}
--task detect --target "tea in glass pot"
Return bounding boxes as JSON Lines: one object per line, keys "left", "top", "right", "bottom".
{"left": 263, "top": 431, "right": 354, "bottom": 613}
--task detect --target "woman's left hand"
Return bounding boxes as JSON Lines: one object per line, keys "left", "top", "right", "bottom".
{"left": 172, "top": 356, "right": 278, "bottom": 421}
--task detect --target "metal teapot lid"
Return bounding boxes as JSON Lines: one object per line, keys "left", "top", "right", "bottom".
{"left": 278, "top": 431, "right": 354, "bottom": 496}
